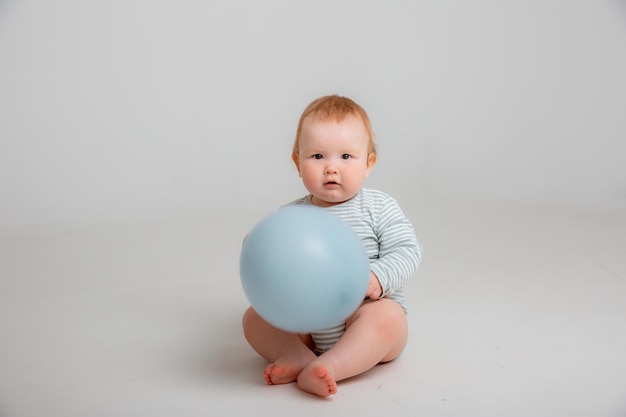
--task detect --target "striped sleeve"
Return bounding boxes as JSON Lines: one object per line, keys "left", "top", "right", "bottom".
{"left": 369, "top": 195, "right": 422, "bottom": 298}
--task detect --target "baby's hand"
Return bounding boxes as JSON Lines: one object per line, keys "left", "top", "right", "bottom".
{"left": 365, "top": 271, "right": 383, "bottom": 299}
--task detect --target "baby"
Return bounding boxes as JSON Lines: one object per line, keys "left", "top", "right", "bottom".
{"left": 242, "top": 94, "right": 422, "bottom": 397}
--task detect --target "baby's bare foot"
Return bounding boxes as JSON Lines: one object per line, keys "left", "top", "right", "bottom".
{"left": 264, "top": 361, "right": 300, "bottom": 385}
{"left": 264, "top": 350, "right": 316, "bottom": 385}
{"left": 297, "top": 362, "right": 338, "bottom": 397}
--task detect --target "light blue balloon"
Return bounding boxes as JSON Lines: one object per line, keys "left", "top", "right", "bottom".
{"left": 240, "top": 205, "right": 370, "bottom": 333}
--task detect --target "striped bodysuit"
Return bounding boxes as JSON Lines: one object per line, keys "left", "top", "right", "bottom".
{"left": 287, "top": 188, "right": 422, "bottom": 355}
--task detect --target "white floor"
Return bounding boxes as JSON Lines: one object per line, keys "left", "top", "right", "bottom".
{"left": 1, "top": 197, "right": 625, "bottom": 417}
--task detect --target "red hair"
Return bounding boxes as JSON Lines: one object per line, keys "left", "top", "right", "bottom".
{"left": 292, "top": 95, "right": 377, "bottom": 161}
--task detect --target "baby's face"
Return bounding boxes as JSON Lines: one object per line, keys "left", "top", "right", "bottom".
{"left": 295, "top": 115, "right": 375, "bottom": 207}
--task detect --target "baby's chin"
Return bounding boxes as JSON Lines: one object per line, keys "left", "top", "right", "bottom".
{"left": 311, "top": 194, "right": 354, "bottom": 207}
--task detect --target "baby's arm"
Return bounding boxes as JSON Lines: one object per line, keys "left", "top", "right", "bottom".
{"left": 366, "top": 271, "right": 383, "bottom": 299}
{"left": 369, "top": 198, "right": 421, "bottom": 298}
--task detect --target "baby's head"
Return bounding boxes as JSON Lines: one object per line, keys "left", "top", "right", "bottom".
{"left": 292, "top": 95, "right": 377, "bottom": 162}
{"left": 292, "top": 95, "right": 378, "bottom": 207}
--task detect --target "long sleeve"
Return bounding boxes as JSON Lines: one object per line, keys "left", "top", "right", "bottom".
{"left": 369, "top": 197, "right": 422, "bottom": 297}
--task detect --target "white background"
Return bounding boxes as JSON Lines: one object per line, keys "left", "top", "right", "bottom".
{"left": 1, "top": 2, "right": 625, "bottom": 417}
{"left": 2, "top": 0, "right": 625, "bottom": 236}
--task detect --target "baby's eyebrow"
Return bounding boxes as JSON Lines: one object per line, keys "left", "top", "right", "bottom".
{"left": 300, "top": 147, "right": 364, "bottom": 155}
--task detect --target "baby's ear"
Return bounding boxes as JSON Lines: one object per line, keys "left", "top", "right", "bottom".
{"left": 365, "top": 153, "right": 377, "bottom": 177}
{"left": 292, "top": 152, "right": 302, "bottom": 176}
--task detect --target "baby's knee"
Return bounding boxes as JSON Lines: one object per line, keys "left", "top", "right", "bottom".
{"left": 242, "top": 306, "right": 259, "bottom": 331}
{"left": 349, "top": 299, "right": 406, "bottom": 327}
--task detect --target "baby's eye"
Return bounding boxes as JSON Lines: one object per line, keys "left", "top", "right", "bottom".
{"left": 342, "top": 154, "right": 351, "bottom": 160}
{"left": 313, "top": 154, "right": 324, "bottom": 159}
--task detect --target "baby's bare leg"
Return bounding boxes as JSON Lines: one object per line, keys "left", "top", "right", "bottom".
{"left": 242, "top": 307, "right": 316, "bottom": 385}
{"left": 297, "top": 299, "right": 408, "bottom": 397}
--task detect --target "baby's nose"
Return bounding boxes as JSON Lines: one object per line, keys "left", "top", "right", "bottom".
{"left": 324, "top": 164, "right": 338, "bottom": 174}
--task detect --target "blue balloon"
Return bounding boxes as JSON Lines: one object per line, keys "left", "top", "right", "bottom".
{"left": 240, "top": 205, "right": 370, "bottom": 333}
